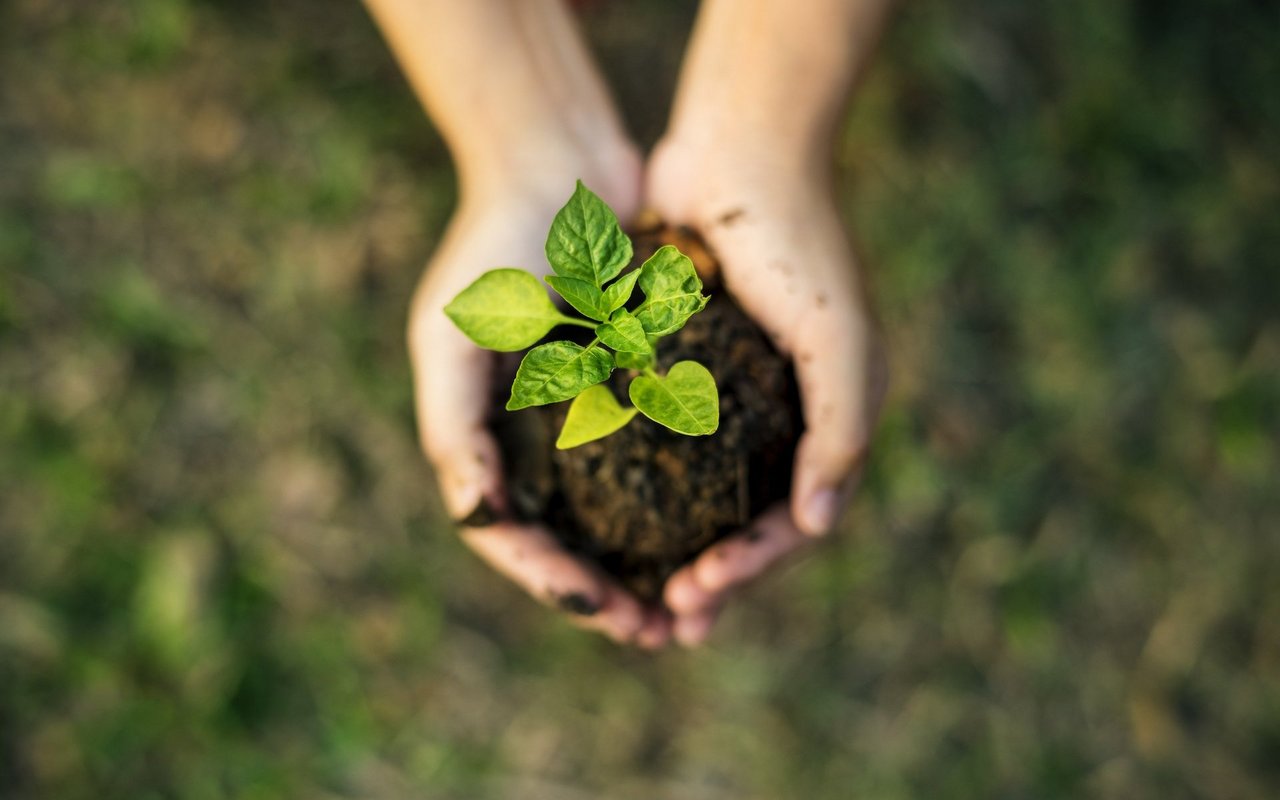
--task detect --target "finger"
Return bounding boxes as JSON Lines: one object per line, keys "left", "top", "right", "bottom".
{"left": 406, "top": 210, "right": 533, "bottom": 521}
{"left": 663, "top": 565, "right": 717, "bottom": 616}
{"left": 462, "top": 522, "right": 645, "bottom": 643}
{"left": 409, "top": 307, "right": 503, "bottom": 520}
{"left": 689, "top": 206, "right": 887, "bottom": 536}
{"left": 692, "top": 504, "right": 809, "bottom": 595}
{"left": 673, "top": 604, "right": 722, "bottom": 648}
{"left": 788, "top": 312, "right": 888, "bottom": 536}
{"left": 565, "top": 583, "right": 649, "bottom": 644}
{"left": 635, "top": 607, "right": 674, "bottom": 650}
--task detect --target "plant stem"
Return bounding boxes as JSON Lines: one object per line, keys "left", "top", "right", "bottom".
{"left": 557, "top": 315, "right": 597, "bottom": 330}
{"left": 642, "top": 366, "right": 659, "bottom": 378}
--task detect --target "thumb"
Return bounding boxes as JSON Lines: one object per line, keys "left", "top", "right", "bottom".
{"left": 409, "top": 306, "right": 506, "bottom": 522}
{"left": 789, "top": 315, "right": 887, "bottom": 536}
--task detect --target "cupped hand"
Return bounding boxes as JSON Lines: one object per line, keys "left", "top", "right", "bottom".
{"left": 408, "top": 163, "right": 673, "bottom": 647}
{"left": 645, "top": 138, "right": 889, "bottom": 646}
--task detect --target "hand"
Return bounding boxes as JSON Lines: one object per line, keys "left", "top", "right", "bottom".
{"left": 407, "top": 156, "right": 674, "bottom": 647}
{"left": 644, "top": 137, "right": 889, "bottom": 646}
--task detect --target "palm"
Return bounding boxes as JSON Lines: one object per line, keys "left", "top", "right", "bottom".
{"left": 645, "top": 144, "right": 888, "bottom": 645}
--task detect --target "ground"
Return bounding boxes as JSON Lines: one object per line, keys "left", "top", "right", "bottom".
{"left": 1, "top": 0, "right": 1278, "bottom": 797}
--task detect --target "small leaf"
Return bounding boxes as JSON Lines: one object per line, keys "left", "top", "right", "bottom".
{"left": 600, "top": 269, "right": 640, "bottom": 315}
{"left": 595, "top": 309, "right": 651, "bottom": 354}
{"left": 545, "top": 181, "right": 633, "bottom": 288}
{"left": 628, "top": 360, "right": 719, "bottom": 435}
{"left": 545, "top": 276, "right": 607, "bottom": 322}
{"left": 556, "top": 385, "right": 638, "bottom": 449}
{"left": 635, "top": 245, "right": 708, "bottom": 336}
{"left": 507, "top": 342, "right": 615, "bottom": 410}
{"left": 444, "top": 268, "right": 565, "bottom": 351}
{"left": 615, "top": 349, "right": 655, "bottom": 371}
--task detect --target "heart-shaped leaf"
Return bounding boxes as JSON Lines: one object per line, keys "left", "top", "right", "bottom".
{"left": 508, "top": 342, "right": 615, "bottom": 410}
{"left": 545, "top": 181, "right": 632, "bottom": 288}
{"left": 556, "top": 384, "right": 638, "bottom": 449}
{"left": 635, "top": 245, "right": 708, "bottom": 336}
{"left": 595, "top": 309, "right": 651, "bottom": 354}
{"left": 545, "top": 276, "right": 607, "bottom": 322}
{"left": 444, "top": 268, "right": 565, "bottom": 351}
{"left": 628, "top": 360, "right": 719, "bottom": 435}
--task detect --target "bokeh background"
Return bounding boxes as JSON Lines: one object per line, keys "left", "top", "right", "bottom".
{"left": 2, "top": 0, "right": 1278, "bottom": 797}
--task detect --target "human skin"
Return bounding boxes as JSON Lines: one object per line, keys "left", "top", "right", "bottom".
{"left": 363, "top": 0, "right": 668, "bottom": 645}
{"left": 364, "top": 0, "right": 892, "bottom": 648}
{"left": 643, "top": 0, "right": 893, "bottom": 645}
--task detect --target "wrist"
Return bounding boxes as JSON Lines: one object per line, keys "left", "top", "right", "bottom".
{"left": 661, "top": 107, "right": 837, "bottom": 183}
{"left": 647, "top": 130, "right": 833, "bottom": 220}
{"left": 457, "top": 131, "right": 643, "bottom": 222}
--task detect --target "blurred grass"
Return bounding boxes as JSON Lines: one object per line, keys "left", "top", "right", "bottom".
{"left": 2, "top": 0, "right": 1278, "bottom": 797}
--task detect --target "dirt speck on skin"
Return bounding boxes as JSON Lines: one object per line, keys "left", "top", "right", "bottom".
{"left": 493, "top": 225, "right": 801, "bottom": 603}
{"left": 716, "top": 207, "right": 746, "bottom": 227}
{"left": 552, "top": 592, "right": 600, "bottom": 616}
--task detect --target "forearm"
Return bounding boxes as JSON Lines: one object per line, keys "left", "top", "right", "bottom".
{"left": 363, "top": 0, "right": 636, "bottom": 202}
{"left": 665, "top": 0, "right": 894, "bottom": 172}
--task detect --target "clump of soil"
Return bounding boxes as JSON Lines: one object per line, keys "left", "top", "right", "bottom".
{"left": 493, "top": 222, "right": 801, "bottom": 603}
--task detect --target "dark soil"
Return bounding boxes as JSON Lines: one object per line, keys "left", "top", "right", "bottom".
{"left": 492, "top": 223, "right": 801, "bottom": 604}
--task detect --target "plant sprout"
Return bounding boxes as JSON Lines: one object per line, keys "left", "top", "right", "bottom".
{"left": 444, "top": 181, "right": 719, "bottom": 449}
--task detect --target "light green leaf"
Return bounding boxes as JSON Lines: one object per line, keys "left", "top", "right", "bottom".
{"left": 595, "top": 309, "right": 651, "bottom": 354}
{"left": 615, "top": 349, "right": 655, "bottom": 371}
{"left": 545, "top": 276, "right": 608, "bottom": 322}
{"left": 444, "top": 268, "right": 565, "bottom": 352}
{"left": 545, "top": 181, "right": 633, "bottom": 288}
{"left": 635, "top": 245, "right": 708, "bottom": 337}
{"left": 556, "top": 385, "right": 638, "bottom": 449}
{"left": 507, "top": 342, "right": 615, "bottom": 410}
{"left": 600, "top": 269, "right": 640, "bottom": 315}
{"left": 628, "top": 360, "right": 719, "bottom": 436}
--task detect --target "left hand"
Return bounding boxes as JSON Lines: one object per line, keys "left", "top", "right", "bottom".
{"left": 644, "top": 136, "right": 889, "bottom": 646}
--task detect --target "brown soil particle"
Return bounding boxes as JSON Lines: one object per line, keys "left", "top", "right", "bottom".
{"left": 493, "top": 225, "right": 801, "bottom": 603}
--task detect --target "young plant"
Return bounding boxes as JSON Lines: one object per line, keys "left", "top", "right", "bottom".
{"left": 444, "top": 181, "right": 719, "bottom": 449}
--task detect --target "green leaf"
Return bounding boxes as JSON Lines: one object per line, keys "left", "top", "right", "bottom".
{"left": 545, "top": 181, "right": 633, "bottom": 288}
{"left": 545, "top": 276, "right": 608, "bottom": 322}
{"left": 600, "top": 269, "right": 640, "bottom": 315}
{"left": 444, "top": 269, "right": 566, "bottom": 351}
{"left": 628, "top": 360, "right": 719, "bottom": 435}
{"left": 507, "top": 342, "right": 615, "bottom": 410}
{"left": 595, "top": 309, "right": 651, "bottom": 354}
{"left": 556, "top": 385, "right": 638, "bottom": 449}
{"left": 635, "top": 245, "right": 708, "bottom": 337}
{"left": 615, "top": 350, "right": 655, "bottom": 371}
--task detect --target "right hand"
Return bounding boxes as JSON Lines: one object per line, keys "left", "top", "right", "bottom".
{"left": 644, "top": 135, "right": 889, "bottom": 646}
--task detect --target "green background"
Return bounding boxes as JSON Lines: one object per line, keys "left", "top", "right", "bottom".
{"left": 2, "top": 0, "right": 1278, "bottom": 797}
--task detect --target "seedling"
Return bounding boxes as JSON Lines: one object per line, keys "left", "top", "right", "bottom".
{"left": 445, "top": 181, "right": 719, "bottom": 449}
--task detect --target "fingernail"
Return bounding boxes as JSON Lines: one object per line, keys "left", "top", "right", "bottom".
{"left": 444, "top": 477, "right": 483, "bottom": 521}
{"left": 803, "top": 489, "right": 838, "bottom": 536}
